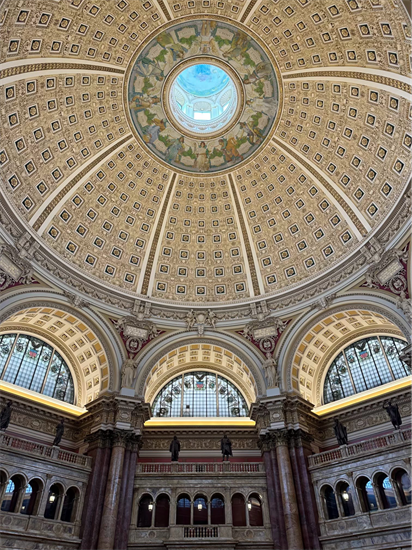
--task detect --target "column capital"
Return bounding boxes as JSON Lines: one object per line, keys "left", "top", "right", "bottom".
{"left": 112, "top": 429, "right": 132, "bottom": 448}
{"left": 85, "top": 429, "right": 113, "bottom": 450}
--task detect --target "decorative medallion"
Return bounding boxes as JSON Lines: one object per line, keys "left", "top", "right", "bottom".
{"left": 126, "top": 19, "right": 280, "bottom": 174}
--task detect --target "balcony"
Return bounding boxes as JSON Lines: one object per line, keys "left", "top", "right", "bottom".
{"left": 0, "top": 433, "right": 92, "bottom": 469}
{"left": 309, "top": 429, "right": 411, "bottom": 468}
{"left": 136, "top": 462, "right": 265, "bottom": 474}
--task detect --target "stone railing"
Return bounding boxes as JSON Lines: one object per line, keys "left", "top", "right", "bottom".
{"left": 309, "top": 429, "right": 411, "bottom": 468}
{"left": 136, "top": 462, "right": 264, "bottom": 474}
{"left": 184, "top": 526, "right": 219, "bottom": 538}
{"left": 0, "top": 433, "right": 92, "bottom": 468}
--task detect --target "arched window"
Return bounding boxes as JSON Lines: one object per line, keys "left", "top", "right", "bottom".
{"left": 211, "top": 493, "right": 225, "bottom": 524}
{"left": 176, "top": 494, "right": 191, "bottom": 525}
{"left": 322, "top": 485, "right": 339, "bottom": 520}
{"left": 393, "top": 469, "right": 411, "bottom": 505}
{"left": 336, "top": 482, "right": 355, "bottom": 517}
{"left": 44, "top": 483, "right": 64, "bottom": 520}
{"left": 376, "top": 473, "right": 397, "bottom": 509}
{"left": 323, "top": 336, "right": 409, "bottom": 404}
{"left": 1, "top": 475, "right": 25, "bottom": 513}
{"left": 248, "top": 493, "right": 264, "bottom": 526}
{"left": 61, "top": 487, "right": 79, "bottom": 522}
{"left": 357, "top": 477, "right": 378, "bottom": 512}
{"left": 0, "top": 333, "right": 75, "bottom": 404}
{"left": 232, "top": 493, "right": 246, "bottom": 526}
{"left": 193, "top": 495, "right": 207, "bottom": 525}
{"left": 20, "top": 479, "right": 43, "bottom": 515}
{"left": 137, "top": 494, "right": 153, "bottom": 527}
{"left": 154, "top": 494, "right": 170, "bottom": 527}
{"left": 152, "top": 371, "right": 249, "bottom": 417}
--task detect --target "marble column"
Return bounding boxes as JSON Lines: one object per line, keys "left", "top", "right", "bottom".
{"left": 259, "top": 436, "right": 285, "bottom": 549}
{"left": 274, "top": 429, "right": 304, "bottom": 550}
{"left": 97, "top": 430, "right": 128, "bottom": 550}
{"left": 113, "top": 446, "right": 130, "bottom": 548}
{"left": 289, "top": 442, "right": 311, "bottom": 549}
{"left": 118, "top": 435, "right": 141, "bottom": 550}
{"left": 80, "top": 430, "right": 112, "bottom": 550}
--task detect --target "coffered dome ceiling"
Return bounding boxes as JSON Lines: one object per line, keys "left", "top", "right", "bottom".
{"left": 0, "top": 0, "right": 410, "bottom": 307}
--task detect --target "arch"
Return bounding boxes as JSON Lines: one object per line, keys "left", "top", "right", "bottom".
{"left": 176, "top": 493, "right": 191, "bottom": 525}
{"left": 356, "top": 476, "right": 378, "bottom": 513}
{"left": 232, "top": 493, "right": 246, "bottom": 527}
{"left": 1, "top": 474, "right": 25, "bottom": 513}
{"left": 44, "top": 483, "right": 64, "bottom": 520}
{"left": 248, "top": 492, "right": 263, "bottom": 526}
{"left": 193, "top": 494, "right": 208, "bottom": 525}
{"left": 137, "top": 494, "right": 154, "bottom": 527}
{"left": 278, "top": 298, "right": 410, "bottom": 406}
{"left": 0, "top": 295, "right": 125, "bottom": 405}
{"left": 335, "top": 481, "right": 355, "bottom": 517}
{"left": 0, "top": 470, "right": 9, "bottom": 503}
{"left": 135, "top": 332, "right": 266, "bottom": 400}
{"left": 320, "top": 484, "right": 339, "bottom": 520}
{"left": 20, "top": 478, "right": 44, "bottom": 516}
{"left": 61, "top": 486, "right": 80, "bottom": 522}
{"left": 374, "top": 472, "right": 397, "bottom": 509}
{"left": 210, "top": 493, "right": 225, "bottom": 525}
{"left": 392, "top": 468, "right": 411, "bottom": 505}
{"left": 154, "top": 493, "right": 170, "bottom": 528}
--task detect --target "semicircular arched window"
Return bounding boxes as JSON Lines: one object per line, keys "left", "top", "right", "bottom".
{"left": 0, "top": 333, "right": 75, "bottom": 404}
{"left": 152, "top": 371, "right": 249, "bottom": 417}
{"left": 323, "top": 336, "right": 409, "bottom": 404}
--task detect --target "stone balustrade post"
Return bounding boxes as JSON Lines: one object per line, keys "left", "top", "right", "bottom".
{"left": 274, "top": 429, "right": 304, "bottom": 550}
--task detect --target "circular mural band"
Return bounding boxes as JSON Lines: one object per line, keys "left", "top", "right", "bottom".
{"left": 127, "top": 20, "right": 279, "bottom": 174}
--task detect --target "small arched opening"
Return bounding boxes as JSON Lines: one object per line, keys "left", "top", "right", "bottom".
{"left": 232, "top": 493, "right": 246, "bottom": 526}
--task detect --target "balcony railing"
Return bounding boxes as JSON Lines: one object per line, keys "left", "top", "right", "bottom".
{"left": 136, "top": 462, "right": 264, "bottom": 474}
{"left": 309, "top": 429, "right": 411, "bottom": 468}
{"left": 184, "top": 526, "right": 219, "bottom": 538}
{"left": 0, "top": 433, "right": 92, "bottom": 468}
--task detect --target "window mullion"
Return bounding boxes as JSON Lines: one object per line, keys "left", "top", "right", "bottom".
{"left": 40, "top": 349, "right": 55, "bottom": 393}
{"left": 216, "top": 374, "right": 219, "bottom": 417}
{"left": 342, "top": 350, "right": 356, "bottom": 394}
{"left": 378, "top": 336, "right": 396, "bottom": 380}
{"left": 0, "top": 334, "right": 19, "bottom": 379}
{"left": 13, "top": 336, "right": 30, "bottom": 384}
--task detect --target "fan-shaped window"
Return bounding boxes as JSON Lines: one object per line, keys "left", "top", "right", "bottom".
{"left": 321, "top": 485, "right": 339, "bottom": 520}
{"left": 0, "top": 333, "right": 75, "bottom": 404}
{"left": 154, "top": 494, "right": 170, "bottom": 527}
{"left": 211, "top": 493, "right": 225, "bottom": 524}
{"left": 323, "top": 336, "right": 409, "bottom": 404}
{"left": 176, "top": 494, "right": 191, "bottom": 525}
{"left": 137, "top": 494, "right": 153, "bottom": 527}
{"left": 232, "top": 493, "right": 246, "bottom": 526}
{"left": 152, "top": 371, "right": 248, "bottom": 417}
{"left": 393, "top": 469, "right": 411, "bottom": 505}
{"left": 20, "top": 479, "right": 43, "bottom": 516}
{"left": 357, "top": 477, "right": 378, "bottom": 512}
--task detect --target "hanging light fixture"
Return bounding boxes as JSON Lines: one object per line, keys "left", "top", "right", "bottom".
{"left": 49, "top": 494, "right": 56, "bottom": 503}
{"left": 342, "top": 491, "right": 349, "bottom": 502}
{"left": 197, "top": 501, "right": 203, "bottom": 511}
{"left": 148, "top": 501, "right": 154, "bottom": 511}
{"left": 247, "top": 500, "right": 252, "bottom": 511}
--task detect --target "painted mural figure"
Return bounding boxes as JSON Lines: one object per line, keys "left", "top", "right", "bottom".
{"left": 194, "top": 141, "right": 210, "bottom": 171}
{"left": 165, "top": 136, "right": 185, "bottom": 164}
{"left": 143, "top": 119, "right": 167, "bottom": 144}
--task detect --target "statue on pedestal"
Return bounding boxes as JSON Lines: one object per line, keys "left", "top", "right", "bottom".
{"left": 262, "top": 352, "right": 279, "bottom": 388}
{"left": 121, "top": 358, "right": 138, "bottom": 388}
{"left": 0, "top": 401, "right": 12, "bottom": 431}
{"left": 333, "top": 418, "right": 348, "bottom": 446}
{"left": 383, "top": 400, "right": 402, "bottom": 430}
{"left": 169, "top": 435, "right": 180, "bottom": 461}
{"left": 221, "top": 433, "right": 233, "bottom": 461}
{"left": 53, "top": 418, "right": 65, "bottom": 446}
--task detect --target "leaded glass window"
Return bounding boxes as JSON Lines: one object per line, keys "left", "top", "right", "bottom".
{"left": 323, "top": 336, "right": 409, "bottom": 404}
{"left": 0, "top": 333, "right": 75, "bottom": 404}
{"left": 152, "top": 371, "right": 248, "bottom": 417}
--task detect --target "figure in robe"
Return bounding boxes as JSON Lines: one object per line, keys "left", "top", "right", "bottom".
{"left": 333, "top": 418, "right": 348, "bottom": 446}
{"left": 0, "top": 401, "right": 12, "bottom": 431}
{"left": 169, "top": 435, "right": 181, "bottom": 461}
{"left": 53, "top": 418, "right": 65, "bottom": 446}
{"left": 221, "top": 433, "right": 233, "bottom": 461}
{"left": 383, "top": 400, "right": 402, "bottom": 430}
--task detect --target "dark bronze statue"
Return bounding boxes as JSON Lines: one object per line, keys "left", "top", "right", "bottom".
{"left": 221, "top": 433, "right": 233, "bottom": 461}
{"left": 53, "top": 418, "right": 65, "bottom": 446}
{"left": 169, "top": 435, "right": 180, "bottom": 461}
{"left": 333, "top": 418, "right": 348, "bottom": 446}
{"left": 383, "top": 400, "right": 402, "bottom": 430}
{"left": 0, "top": 401, "right": 12, "bottom": 431}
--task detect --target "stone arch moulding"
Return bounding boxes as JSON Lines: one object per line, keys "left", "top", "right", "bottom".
{"left": 0, "top": 292, "right": 125, "bottom": 405}
{"left": 277, "top": 294, "right": 411, "bottom": 404}
{"left": 134, "top": 330, "right": 266, "bottom": 399}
